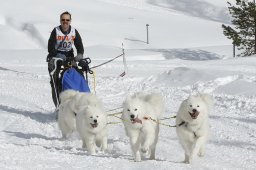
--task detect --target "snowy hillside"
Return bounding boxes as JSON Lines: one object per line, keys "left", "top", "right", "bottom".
{"left": 0, "top": 0, "right": 255, "bottom": 170}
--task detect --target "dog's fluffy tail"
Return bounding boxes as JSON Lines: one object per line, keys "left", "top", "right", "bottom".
{"left": 59, "top": 89, "right": 78, "bottom": 103}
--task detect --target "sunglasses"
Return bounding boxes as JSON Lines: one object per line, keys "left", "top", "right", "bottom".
{"left": 61, "top": 19, "right": 70, "bottom": 22}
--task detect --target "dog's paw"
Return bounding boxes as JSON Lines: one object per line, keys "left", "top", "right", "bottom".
{"left": 101, "top": 144, "right": 108, "bottom": 153}
{"left": 198, "top": 147, "right": 205, "bottom": 157}
{"left": 60, "top": 136, "right": 66, "bottom": 141}
{"left": 134, "top": 156, "right": 141, "bottom": 162}
{"left": 183, "top": 160, "right": 189, "bottom": 164}
{"left": 82, "top": 143, "right": 87, "bottom": 149}
{"left": 198, "top": 151, "right": 205, "bottom": 157}
{"left": 99, "top": 147, "right": 108, "bottom": 154}
{"left": 88, "top": 148, "right": 96, "bottom": 155}
{"left": 134, "top": 152, "right": 141, "bottom": 162}
{"left": 188, "top": 156, "right": 194, "bottom": 164}
{"left": 184, "top": 155, "right": 193, "bottom": 164}
{"left": 89, "top": 151, "right": 96, "bottom": 155}
{"left": 183, "top": 159, "right": 193, "bottom": 164}
{"left": 141, "top": 145, "right": 149, "bottom": 153}
{"left": 149, "top": 155, "right": 155, "bottom": 160}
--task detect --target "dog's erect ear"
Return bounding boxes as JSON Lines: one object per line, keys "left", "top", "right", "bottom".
{"left": 134, "top": 92, "right": 142, "bottom": 98}
{"left": 186, "top": 94, "right": 193, "bottom": 103}
{"left": 85, "top": 105, "right": 90, "bottom": 110}
{"left": 77, "top": 105, "right": 90, "bottom": 114}
{"left": 183, "top": 99, "right": 189, "bottom": 107}
{"left": 125, "top": 95, "right": 132, "bottom": 103}
{"left": 200, "top": 93, "right": 211, "bottom": 101}
{"left": 200, "top": 94, "right": 213, "bottom": 108}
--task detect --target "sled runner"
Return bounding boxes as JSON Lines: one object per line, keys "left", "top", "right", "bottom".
{"left": 49, "top": 57, "right": 93, "bottom": 107}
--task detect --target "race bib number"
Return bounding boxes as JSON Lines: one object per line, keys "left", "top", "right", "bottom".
{"left": 61, "top": 41, "right": 72, "bottom": 49}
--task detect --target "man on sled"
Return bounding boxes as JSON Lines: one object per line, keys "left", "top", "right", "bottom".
{"left": 47, "top": 11, "right": 90, "bottom": 108}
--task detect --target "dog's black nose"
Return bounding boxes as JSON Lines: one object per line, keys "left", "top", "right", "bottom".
{"left": 192, "top": 109, "right": 197, "bottom": 113}
{"left": 94, "top": 119, "right": 97, "bottom": 123}
{"left": 130, "top": 114, "right": 135, "bottom": 119}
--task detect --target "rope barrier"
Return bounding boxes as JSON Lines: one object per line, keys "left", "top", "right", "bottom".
{"left": 91, "top": 54, "right": 124, "bottom": 69}
{"left": 87, "top": 44, "right": 127, "bottom": 96}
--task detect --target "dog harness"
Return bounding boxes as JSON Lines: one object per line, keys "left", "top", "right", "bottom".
{"left": 178, "top": 121, "right": 197, "bottom": 138}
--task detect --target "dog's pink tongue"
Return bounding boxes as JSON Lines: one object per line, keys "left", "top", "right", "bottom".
{"left": 190, "top": 111, "right": 199, "bottom": 119}
{"left": 132, "top": 117, "right": 142, "bottom": 124}
{"left": 91, "top": 123, "right": 98, "bottom": 128}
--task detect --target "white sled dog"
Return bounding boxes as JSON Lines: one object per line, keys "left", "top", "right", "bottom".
{"left": 58, "top": 89, "right": 79, "bottom": 139}
{"left": 176, "top": 94, "right": 213, "bottom": 164}
{"left": 58, "top": 89, "right": 108, "bottom": 155}
{"left": 76, "top": 101, "right": 108, "bottom": 155}
{"left": 73, "top": 93, "right": 108, "bottom": 155}
{"left": 122, "top": 92, "right": 164, "bottom": 162}
{"left": 58, "top": 89, "right": 103, "bottom": 138}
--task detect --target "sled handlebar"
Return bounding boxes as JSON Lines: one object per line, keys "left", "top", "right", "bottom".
{"left": 50, "top": 57, "right": 93, "bottom": 75}
{"left": 50, "top": 57, "right": 64, "bottom": 76}
{"left": 78, "top": 58, "right": 93, "bottom": 74}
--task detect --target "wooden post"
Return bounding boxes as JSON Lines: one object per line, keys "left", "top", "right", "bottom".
{"left": 146, "top": 24, "right": 149, "bottom": 44}
{"left": 233, "top": 42, "right": 235, "bottom": 58}
{"left": 254, "top": 0, "right": 256, "bottom": 54}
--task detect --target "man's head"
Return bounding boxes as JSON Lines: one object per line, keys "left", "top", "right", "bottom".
{"left": 60, "top": 11, "right": 71, "bottom": 32}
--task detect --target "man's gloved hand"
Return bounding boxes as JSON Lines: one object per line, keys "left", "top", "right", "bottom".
{"left": 78, "top": 59, "right": 88, "bottom": 68}
{"left": 70, "top": 60, "right": 77, "bottom": 67}
{"left": 75, "top": 53, "right": 83, "bottom": 61}
{"left": 56, "top": 53, "right": 66, "bottom": 61}
{"left": 78, "top": 58, "right": 92, "bottom": 74}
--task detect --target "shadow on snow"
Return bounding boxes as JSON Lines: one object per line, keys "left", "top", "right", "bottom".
{"left": 146, "top": 48, "right": 221, "bottom": 60}
{"left": 0, "top": 104, "right": 56, "bottom": 123}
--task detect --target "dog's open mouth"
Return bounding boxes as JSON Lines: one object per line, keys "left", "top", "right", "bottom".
{"left": 189, "top": 111, "right": 199, "bottom": 119}
{"left": 90, "top": 123, "right": 98, "bottom": 128}
{"left": 131, "top": 117, "right": 142, "bottom": 124}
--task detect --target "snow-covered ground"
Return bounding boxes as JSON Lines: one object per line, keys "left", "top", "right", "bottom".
{"left": 0, "top": 0, "right": 255, "bottom": 169}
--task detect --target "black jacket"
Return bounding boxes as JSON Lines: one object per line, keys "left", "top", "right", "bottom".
{"left": 47, "top": 25, "right": 84, "bottom": 61}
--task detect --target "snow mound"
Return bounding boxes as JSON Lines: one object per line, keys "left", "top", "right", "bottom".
{"left": 148, "top": 67, "right": 220, "bottom": 86}
{"left": 215, "top": 80, "right": 256, "bottom": 96}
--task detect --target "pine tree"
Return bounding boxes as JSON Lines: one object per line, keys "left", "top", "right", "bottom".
{"left": 222, "top": 0, "right": 256, "bottom": 56}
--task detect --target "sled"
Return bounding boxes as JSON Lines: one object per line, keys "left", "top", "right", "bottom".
{"left": 50, "top": 57, "right": 93, "bottom": 107}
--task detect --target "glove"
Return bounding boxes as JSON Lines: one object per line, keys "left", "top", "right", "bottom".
{"left": 75, "top": 53, "right": 83, "bottom": 61}
{"left": 78, "top": 58, "right": 93, "bottom": 74}
{"left": 56, "top": 53, "right": 66, "bottom": 61}
{"left": 78, "top": 59, "right": 88, "bottom": 68}
{"left": 70, "top": 60, "right": 77, "bottom": 67}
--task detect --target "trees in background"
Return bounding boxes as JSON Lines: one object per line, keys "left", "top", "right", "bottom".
{"left": 222, "top": 0, "right": 256, "bottom": 56}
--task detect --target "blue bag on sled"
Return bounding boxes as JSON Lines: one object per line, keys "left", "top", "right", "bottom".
{"left": 62, "top": 68, "right": 90, "bottom": 92}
